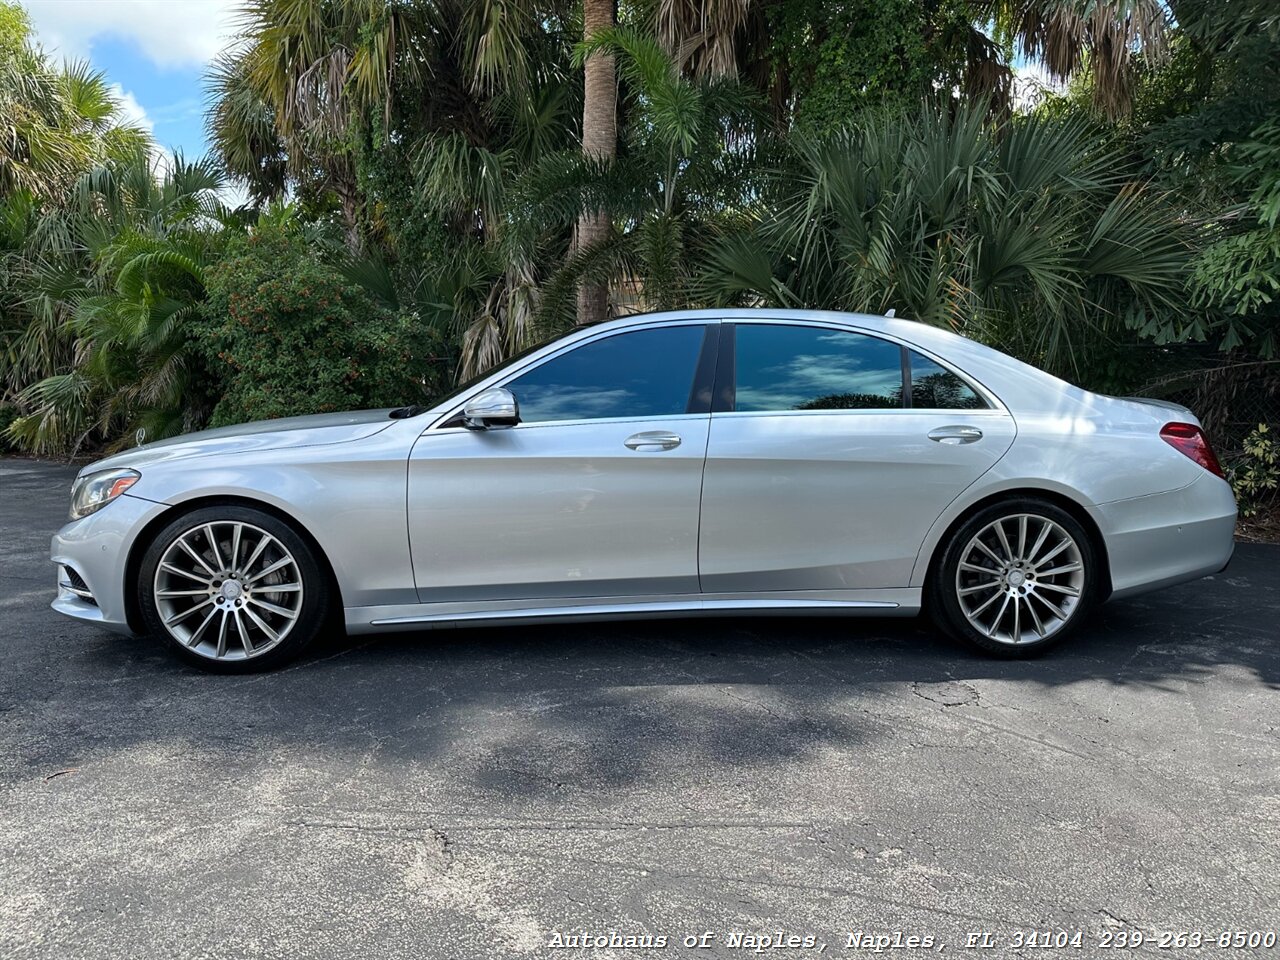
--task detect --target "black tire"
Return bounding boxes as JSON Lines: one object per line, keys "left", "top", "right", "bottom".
{"left": 138, "top": 505, "right": 331, "bottom": 673}
{"left": 929, "top": 497, "right": 1101, "bottom": 658}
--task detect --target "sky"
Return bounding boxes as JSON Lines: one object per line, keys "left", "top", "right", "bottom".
{"left": 20, "top": 0, "right": 239, "bottom": 162}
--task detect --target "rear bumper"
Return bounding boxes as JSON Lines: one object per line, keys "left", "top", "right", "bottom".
{"left": 50, "top": 493, "right": 167, "bottom": 635}
{"left": 1098, "top": 472, "right": 1237, "bottom": 600}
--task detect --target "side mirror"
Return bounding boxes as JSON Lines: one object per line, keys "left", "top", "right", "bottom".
{"left": 463, "top": 387, "right": 520, "bottom": 430}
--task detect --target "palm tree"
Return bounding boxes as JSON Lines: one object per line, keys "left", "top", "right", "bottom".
{"left": 993, "top": 0, "right": 1171, "bottom": 117}
{"left": 211, "top": 0, "right": 585, "bottom": 377}
{"left": 1, "top": 10, "right": 156, "bottom": 438}
{"left": 699, "top": 102, "right": 1194, "bottom": 376}
{"left": 522, "top": 28, "right": 762, "bottom": 324}
{"left": 404, "top": 132, "right": 550, "bottom": 379}
{"left": 206, "top": 0, "right": 417, "bottom": 250}
{"left": 576, "top": 0, "right": 617, "bottom": 325}
{"left": 204, "top": 50, "right": 288, "bottom": 206}
{"left": 0, "top": 15, "right": 148, "bottom": 199}
{"left": 7, "top": 153, "right": 236, "bottom": 454}
{"left": 651, "top": 0, "right": 754, "bottom": 78}
{"left": 207, "top": 0, "right": 568, "bottom": 252}
{"left": 645, "top": 0, "right": 1171, "bottom": 118}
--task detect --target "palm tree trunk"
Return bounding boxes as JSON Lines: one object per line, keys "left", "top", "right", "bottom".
{"left": 332, "top": 171, "right": 363, "bottom": 255}
{"left": 575, "top": 0, "right": 616, "bottom": 325}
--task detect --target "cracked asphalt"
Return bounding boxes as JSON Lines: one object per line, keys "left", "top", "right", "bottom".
{"left": 1, "top": 456, "right": 1278, "bottom": 959}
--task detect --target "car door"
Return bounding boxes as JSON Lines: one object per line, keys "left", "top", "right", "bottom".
{"left": 697, "top": 321, "right": 1016, "bottom": 593}
{"left": 407, "top": 322, "right": 716, "bottom": 602}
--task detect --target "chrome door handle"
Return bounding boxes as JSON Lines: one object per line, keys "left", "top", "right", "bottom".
{"left": 624, "top": 431, "right": 682, "bottom": 451}
{"left": 928, "top": 425, "right": 983, "bottom": 445}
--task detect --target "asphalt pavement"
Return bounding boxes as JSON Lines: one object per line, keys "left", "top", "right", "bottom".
{"left": 1, "top": 456, "right": 1277, "bottom": 959}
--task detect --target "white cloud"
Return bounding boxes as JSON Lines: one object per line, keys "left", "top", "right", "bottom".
{"left": 107, "top": 84, "right": 181, "bottom": 170}
{"left": 108, "top": 83, "right": 154, "bottom": 134}
{"left": 22, "top": 0, "right": 239, "bottom": 69}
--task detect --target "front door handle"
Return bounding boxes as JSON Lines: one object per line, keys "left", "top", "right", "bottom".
{"left": 928, "top": 425, "right": 983, "bottom": 445}
{"left": 624, "top": 431, "right": 682, "bottom": 451}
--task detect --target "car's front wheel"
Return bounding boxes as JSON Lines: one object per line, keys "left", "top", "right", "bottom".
{"left": 138, "top": 506, "right": 330, "bottom": 672}
{"left": 931, "top": 498, "right": 1100, "bottom": 657}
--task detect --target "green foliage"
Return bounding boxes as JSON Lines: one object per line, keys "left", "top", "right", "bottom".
{"left": 764, "top": 0, "right": 966, "bottom": 132}
{"left": 1, "top": 8, "right": 181, "bottom": 455}
{"left": 3, "top": 0, "right": 1278, "bottom": 459}
{"left": 0, "top": 2, "right": 29, "bottom": 57}
{"left": 195, "top": 225, "right": 450, "bottom": 426}
{"left": 1134, "top": 0, "right": 1280, "bottom": 360}
{"left": 339, "top": 0, "right": 581, "bottom": 378}
{"left": 700, "top": 102, "right": 1194, "bottom": 378}
{"left": 0, "top": 10, "right": 149, "bottom": 199}
{"left": 512, "top": 27, "right": 765, "bottom": 334}
{"left": 1228, "top": 423, "right": 1279, "bottom": 518}
{"left": 1192, "top": 228, "right": 1280, "bottom": 354}
{"left": 5, "top": 154, "right": 235, "bottom": 454}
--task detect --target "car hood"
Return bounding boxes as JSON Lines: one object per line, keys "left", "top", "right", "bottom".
{"left": 80, "top": 409, "right": 398, "bottom": 476}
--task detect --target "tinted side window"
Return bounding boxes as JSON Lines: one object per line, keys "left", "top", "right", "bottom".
{"left": 734, "top": 325, "right": 903, "bottom": 412}
{"left": 506, "top": 325, "right": 705, "bottom": 423}
{"left": 908, "top": 351, "right": 986, "bottom": 409}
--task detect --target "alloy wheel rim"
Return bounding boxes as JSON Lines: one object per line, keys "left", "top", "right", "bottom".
{"left": 955, "top": 513, "right": 1084, "bottom": 645}
{"left": 153, "top": 521, "right": 303, "bottom": 661}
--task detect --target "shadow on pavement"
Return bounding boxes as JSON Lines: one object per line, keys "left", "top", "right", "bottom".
{"left": 7, "top": 542, "right": 1273, "bottom": 797}
{"left": 3, "top": 453, "right": 1276, "bottom": 798}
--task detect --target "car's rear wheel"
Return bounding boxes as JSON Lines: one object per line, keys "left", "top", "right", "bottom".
{"left": 931, "top": 498, "right": 1100, "bottom": 657}
{"left": 138, "top": 506, "right": 330, "bottom": 672}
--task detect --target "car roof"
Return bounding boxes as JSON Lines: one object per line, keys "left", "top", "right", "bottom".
{"left": 589, "top": 307, "right": 987, "bottom": 360}
{"left": 590, "top": 308, "right": 1061, "bottom": 401}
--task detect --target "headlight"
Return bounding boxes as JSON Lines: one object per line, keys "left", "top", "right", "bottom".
{"left": 70, "top": 468, "right": 140, "bottom": 520}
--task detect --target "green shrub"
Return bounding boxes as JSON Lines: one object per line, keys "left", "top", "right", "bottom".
{"left": 196, "top": 227, "right": 451, "bottom": 427}
{"left": 1228, "top": 423, "right": 1280, "bottom": 518}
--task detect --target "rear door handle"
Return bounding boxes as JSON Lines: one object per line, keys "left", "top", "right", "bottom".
{"left": 624, "top": 431, "right": 682, "bottom": 451}
{"left": 927, "top": 425, "right": 983, "bottom": 445}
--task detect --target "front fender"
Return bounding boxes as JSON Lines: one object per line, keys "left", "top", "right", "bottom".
{"left": 122, "top": 430, "right": 418, "bottom": 609}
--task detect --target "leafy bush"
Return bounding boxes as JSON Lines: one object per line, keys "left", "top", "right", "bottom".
{"left": 196, "top": 226, "right": 451, "bottom": 427}
{"left": 1229, "top": 423, "right": 1280, "bottom": 518}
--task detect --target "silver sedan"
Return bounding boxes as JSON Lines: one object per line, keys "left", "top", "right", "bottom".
{"left": 50, "top": 309, "right": 1237, "bottom": 671}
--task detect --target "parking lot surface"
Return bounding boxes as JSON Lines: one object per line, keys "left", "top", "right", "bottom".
{"left": 1, "top": 457, "right": 1278, "bottom": 958}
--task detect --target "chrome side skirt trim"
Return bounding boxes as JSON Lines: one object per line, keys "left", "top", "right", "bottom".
{"left": 371, "top": 598, "right": 897, "bottom": 626}
{"left": 348, "top": 589, "right": 921, "bottom": 633}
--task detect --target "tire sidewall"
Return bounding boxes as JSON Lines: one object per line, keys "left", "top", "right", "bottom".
{"left": 138, "top": 505, "right": 330, "bottom": 673}
{"left": 931, "top": 498, "right": 1100, "bottom": 657}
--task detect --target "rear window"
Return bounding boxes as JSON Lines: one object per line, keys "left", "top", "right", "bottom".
{"left": 908, "top": 351, "right": 986, "bottom": 409}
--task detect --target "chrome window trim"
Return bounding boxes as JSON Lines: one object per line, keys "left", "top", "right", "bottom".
{"left": 426, "top": 313, "right": 1008, "bottom": 430}
{"left": 428, "top": 318, "right": 716, "bottom": 432}
{"left": 726, "top": 316, "right": 1008, "bottom": 415}
{"left": 710, "top": 407, "right": 1013, "bottom": 420}
{"left": 427, "top": 412, "right": 712, "bottom": 435}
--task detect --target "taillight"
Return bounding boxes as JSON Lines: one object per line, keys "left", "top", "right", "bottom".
{"left": 1160, "top": 422, "right": 1224, "bottom": 478}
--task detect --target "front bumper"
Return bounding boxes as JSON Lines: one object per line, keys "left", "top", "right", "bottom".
{"left": 50, "top": 493, "right": 169, "bottom": 635}
{"left": 1098, "top": 472, "right": 1237, "bottom": 600}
